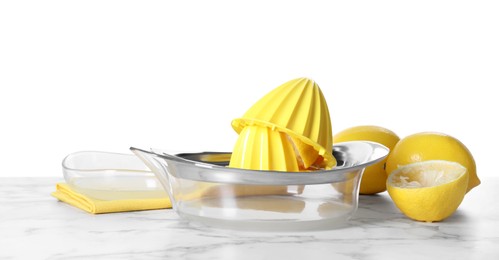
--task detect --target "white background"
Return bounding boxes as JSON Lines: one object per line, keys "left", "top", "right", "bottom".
{"left": 1, "top": 0, "right": 498, "bottom": 178}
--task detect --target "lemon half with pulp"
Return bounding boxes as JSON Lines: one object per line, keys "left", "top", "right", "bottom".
{"left": 387, "top": 160, "right": 468, "bottom": 222}
{"left": 386, "top": 132, "right": 479, "bottom": 193}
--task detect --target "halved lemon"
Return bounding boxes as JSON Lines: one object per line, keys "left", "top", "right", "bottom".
{"left": 386, "top": 160, "right": 468, "bottom": 222}
{"left": 386, "top": 132, "right": 479, "bottom": 193}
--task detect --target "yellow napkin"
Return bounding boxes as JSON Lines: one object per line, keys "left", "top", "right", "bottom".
{"left": 51, "top": 183, "right": 172, "bottom": 214}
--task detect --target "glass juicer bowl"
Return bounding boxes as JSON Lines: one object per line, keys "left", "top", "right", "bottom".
{"left": 131, "top": 141, "right": 388, "bottom": 231}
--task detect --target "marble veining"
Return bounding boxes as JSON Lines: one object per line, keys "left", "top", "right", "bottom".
{"left": 1, "top": 178, "right": 498, "bottom": 259}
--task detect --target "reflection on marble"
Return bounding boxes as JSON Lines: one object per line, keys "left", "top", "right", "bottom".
{"left": 1, "top": 178, "right": 498, "bottom": 259}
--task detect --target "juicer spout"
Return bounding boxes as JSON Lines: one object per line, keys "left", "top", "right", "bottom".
{"left": 130, "top": 147, "right": 174, "bottom": 202}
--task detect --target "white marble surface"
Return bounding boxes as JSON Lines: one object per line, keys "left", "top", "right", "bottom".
{"left": 1, "top": 177, "right": 498, "bottom": 259}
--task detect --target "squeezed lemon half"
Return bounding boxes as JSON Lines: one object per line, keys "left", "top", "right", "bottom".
{"left": 386, "top": 160, "right": 469, "bottom": 222}
{"left": 386, "top": 132, "right": 479, "bottom": 193}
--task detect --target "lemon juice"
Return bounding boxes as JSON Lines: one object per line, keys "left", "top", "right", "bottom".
{"left": 69, "top": 176, "right": 168, "bottom": 200}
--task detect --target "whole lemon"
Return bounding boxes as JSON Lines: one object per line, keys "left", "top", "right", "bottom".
{"left": 386, "top": 160, "right": 469, "bottom": 222}
{"left": 386, "top": 132, "right": 479, "bottom": 193}
{"left": 334, "top": 125, "right": 400, "bottom": 194}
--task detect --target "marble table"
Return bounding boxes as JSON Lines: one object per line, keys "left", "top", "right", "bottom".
{"left": 1, "top": 177, "right": 497, "bottom": 259}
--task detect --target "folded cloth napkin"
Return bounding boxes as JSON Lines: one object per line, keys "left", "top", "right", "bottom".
{"left": 51, "top": 183, "right": 171, "bottom": 214}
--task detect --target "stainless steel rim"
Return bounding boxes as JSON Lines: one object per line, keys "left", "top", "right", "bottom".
{"left": 130, "top": 141, "right": 389, "bottom": 185}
